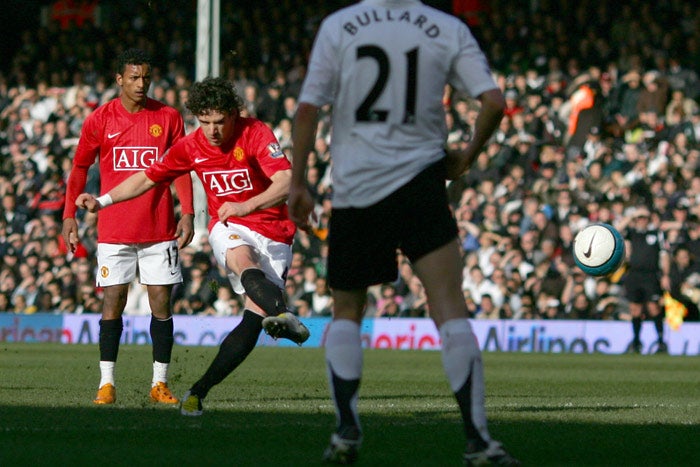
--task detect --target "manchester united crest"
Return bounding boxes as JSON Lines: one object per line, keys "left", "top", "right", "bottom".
{"left": 234, "top": 147, "right": 245, "bottom": 161}
{"left": 149, "top": 124, "right": 163, "bottom": 137}
{"left": 100, "top": 266, "right": 110, "bottom": 278}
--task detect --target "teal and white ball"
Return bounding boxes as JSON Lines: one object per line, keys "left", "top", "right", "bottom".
{"left": 573, "top": 223, "right": 625, "bottom": 276}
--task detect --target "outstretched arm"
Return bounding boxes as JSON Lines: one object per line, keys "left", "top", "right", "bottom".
{"left": 76, "top": 171, "right": 158, "bottom": 212}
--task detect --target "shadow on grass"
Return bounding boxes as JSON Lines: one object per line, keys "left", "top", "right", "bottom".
{"left": 0, "top": 405, "right": 695, "bottom": 466}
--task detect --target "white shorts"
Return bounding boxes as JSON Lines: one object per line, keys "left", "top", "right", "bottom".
{"left": 96, "top": 241, "right": 183, "bottom": 287}
{"left": 208, "top": 222, "right": 292, "bottom": 295}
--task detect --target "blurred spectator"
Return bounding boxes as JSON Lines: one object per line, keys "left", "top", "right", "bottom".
{"left": 373, "top": 283, "right": 403, "bottom": 318}
{"left": 209, "top": 286, "right": 242, "bottom": 317}
{"left": 180, "top": 264, "right": 216, "bottom": 311}
{"left": 400, "top": 275, "right": 428, "bottom": 318}
{"left": 299, "top": 264, "right": 319, "bottom": 294}
{"left": 591, "top": 278, "right": 625, "bottom": 320}
{"left": 475, "top": 293, "right": 501, "bottom": 320}
{"left": 256, "top": 83, "right": 284, "bottom": 125}
{"left": 2, "top": 192, "right": 32, "bottom": 235}
{"left": 298, "top": 276, "right": 333, "bottom": 318}
{"left": 124, "top": 283, "right": 151, "bottom": 316}
{"left": 567, "top": 292, "right": 593, "bottom": 320}
{"left": 462, "top": 265, "right": 504, "bottom": 309}
{"left": 181, "top": 294, "right": 215, "bottom": 316}
{"left": 668, "top": 245, "right": 700, "bottom": 322}
{"left": 12, "top": 293, "right": 37, "bottom": 314}
{"left": 541, "top": 297, "right": 565, "bottom": 320}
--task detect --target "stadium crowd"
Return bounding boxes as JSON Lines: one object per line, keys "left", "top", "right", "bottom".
{"left": 1, "top": 0, "right": 700, "bottom": 324}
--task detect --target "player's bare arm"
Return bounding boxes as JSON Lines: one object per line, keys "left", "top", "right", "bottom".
{"left": 62, "top": 161, "right": 92, "bottom": 253}
{"left": 288, "top": 102, "right": 320, "bottom": 232}
{"left": 175, "top": 214, "right": 195, "bottom": 249}
{"left": 173, "top": 173, "right": 195, "bottom": 249}
{"left": 445, "top": 88, "right": 505, "bottom": 180}
{"left": 76, "top": 171, "right": 158, "bottom": 212}
{"left": 217, "top": 169, "right": 292, "bottom": 223}
{"left": 61, "top": 218, "right": 80, "bottom": 253}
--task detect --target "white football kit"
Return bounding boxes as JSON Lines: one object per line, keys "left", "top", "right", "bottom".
{"left": 96, "top": 241, "right": 182, "bottom": 287}
{"left": 208, "top": 222, "right": 292, "bottom": 295}
{"left": 298, "top": 0, "right": 498, "bottom": 208}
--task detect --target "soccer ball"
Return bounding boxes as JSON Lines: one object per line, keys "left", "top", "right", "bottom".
{"left": 573, "top": 223, "right": 625, "bottom": 276}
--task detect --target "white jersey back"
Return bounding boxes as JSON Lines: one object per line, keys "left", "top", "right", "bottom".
{"left": 299, "top": 0, "right": 498, "bottom": 208}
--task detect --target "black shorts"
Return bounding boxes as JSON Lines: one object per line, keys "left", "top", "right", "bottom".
{"left": 624, "top": 271, "right": 662, "bottom": 303}
{"left": 327, "top": 161, "right": 458, "bottom": 290}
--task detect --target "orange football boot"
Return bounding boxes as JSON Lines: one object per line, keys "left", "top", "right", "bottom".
{"left": 150, "top": 382, "right": 179, "bottom": 404}
{"left": 93, "top": 383, "right": 116, "bottom": 405}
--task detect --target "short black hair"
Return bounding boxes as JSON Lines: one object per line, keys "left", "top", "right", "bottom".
{"left": 186, "top": 76, "right": 244, "bottom": 117}
{"left": 117, "top": 48, "right": 152, "bottom": 75}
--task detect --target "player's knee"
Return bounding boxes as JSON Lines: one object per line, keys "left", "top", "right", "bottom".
{"left": 240, "top": 268, "right": 286, "bottom": 315}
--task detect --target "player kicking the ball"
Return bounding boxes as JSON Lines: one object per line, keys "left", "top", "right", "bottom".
{"left": 75, "top": 76, "right": 309, "bottom": 416}
{"left": 62, "top": 48, "right": 194, "bottom": 405}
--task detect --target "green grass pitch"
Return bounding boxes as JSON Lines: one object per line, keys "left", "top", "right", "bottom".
{"left": 0, "top": 344, "right": 698, "bottom": 466}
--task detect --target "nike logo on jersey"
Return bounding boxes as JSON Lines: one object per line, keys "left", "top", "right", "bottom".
{"left": 107, "top": 132, "right": 122, "bottom": 139}
{"left": 194, "top": 157, "right": 209, "bottom": 164}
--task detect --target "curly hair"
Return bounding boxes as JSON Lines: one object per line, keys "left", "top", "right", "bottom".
{"left": 186, "top": 77, "right": 244, "bottom": 117}
{"left": 116, "top": 48, "right": 152, "bottom": 75}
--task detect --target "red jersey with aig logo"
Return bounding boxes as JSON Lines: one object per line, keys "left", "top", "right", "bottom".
{"left": 65, "top": 98, "right": 184, "bottom": 243}
{"left": 146, "top": 117, "right": 296, "bottom": 245}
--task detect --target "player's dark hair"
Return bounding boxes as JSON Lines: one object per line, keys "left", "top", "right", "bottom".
{"left": 116, "top": 48, "right": 152, "bottom": 75}
{"left": 186, "top": 76, "right": 244, "bottom": 117}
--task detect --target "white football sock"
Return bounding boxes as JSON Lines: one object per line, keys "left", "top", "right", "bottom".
{"left": 326, "top": 319, "right": 363, "bottom": 429}
{"left": 152, "top": 361, "right": 169, "bottom": 386}
{"left": 325, "top": 319, "right": 363, "bottom": 379}
{"left": 98, "top": 361, "right": 115, "bottom": 387}
{"left": 439, "top": 318, "right": 490, "bottom": 443}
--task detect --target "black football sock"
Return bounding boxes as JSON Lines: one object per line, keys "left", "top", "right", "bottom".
{"left": 190, "top": 310, "right": 263, "bottom": 399}
{"left": 99, "top": 318, "right": 123, "bottom": 362}
{"left": 329, "top": 368, "right": 361, "bottom": 431}
{"left": 150, "top": 315, "right": 174, "bottom": 363}
{"left": 240, "top": 268, "right": 288, "bottom": 317}
{"left": 325, "top": 320, "right": 363, "bottom": 432}
{"left": 632, "top": 317, "right": 642, "bottom": 344}
{"left": 440, "top": 319, "right": 490, "bottom": 450}
{"left": 454, "top": 374, "right": 489, "bottom": 449}
{"left": 653, "top": 313, "right": 664, "bottom": 342}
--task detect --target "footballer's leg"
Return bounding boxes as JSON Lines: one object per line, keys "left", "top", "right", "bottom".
{"left": 413, "top": 241, "right": 519, "bottom": 465}
{"left": 628, "top": 302, "right": 644, "bottom": 353}
{"left": 648, "top": 300, "right": 667, "bottom": 354}
{"left": 139, "top": 240, "right": 183, "bottom": 404}
{"left": 223, "top": 242, "right": 308, "bottom": 345}
{"left": 94, "top": 284, "right": 128, "bottom": 405}
{"left": 93, "top": 243, "right": 139, "bottom": 404}
{"left": 181, "top": 308, "right": 263, "bottom": 416}
{"left": 323, "top": 289, "right": 365, "bottom": 464}
{"left": 241, "top": 267, "right": 311, "bottom": 344}
{"left": 147, "top": 284, "right": 178, "bottom": 404}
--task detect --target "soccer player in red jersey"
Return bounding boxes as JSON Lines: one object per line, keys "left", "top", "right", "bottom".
{"left": 62, "top": 49, "right": 195, "bottom": 405}
{"left": 74, "top": 76, "right": 309, "bottom": 416}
